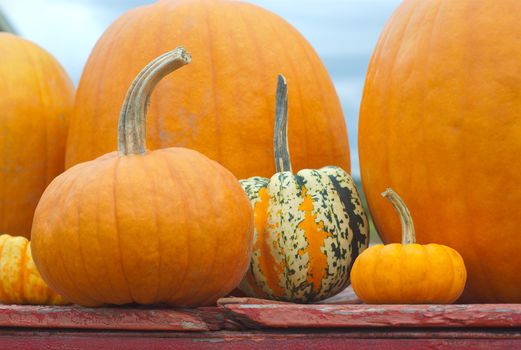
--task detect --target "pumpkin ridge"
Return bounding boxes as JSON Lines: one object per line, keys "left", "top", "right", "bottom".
{"left": 457, "top": 2, "right": 497, "bottom": 303}
{"left": 112, "top": 156, "right": 133, "bottom": 303}
{"left": 150, "top": 151, "right": 179, "bottom": 302}
{"left": 54, "top": 165, "right": 100, "bottom": 305}
{"left": 142, "top": 154, "right": 163, "bottom": 303}
{"left": 21, "top": 39, "right": 50, "bottom": 186}
{"left": 198, "top": 158, "right": 249, "bottom": 305}
{"left": 386, "top": 1, "right": 423, "bottom": 192}
{"left": 235, "top": 2, "right": 272, "bottom": 162}
{"left": 156, "top": 149, "right": 189, "bottom": 303}
{"left": 161, "top": 151, "right": 192, "bottom": 305}
{"left": 177, "top": 155, "right": 221, "bottom": 305}
{"left": 202, "top": 2, "right": 222, "bottom": 164}
{"left": 91, "top": 160, "right": 120, "bottom": 302}
{"left": 216, "top": 158, "right": 253, "bottom": 294}
{"left": 75, "top": 163, "right": 110, "bottom": 304}
{"left": 444, "top": 246, "right": 460, "bottom": 303}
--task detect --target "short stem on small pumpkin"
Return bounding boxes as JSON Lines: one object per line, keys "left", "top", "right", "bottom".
{"left": 117, "top": 47, "right": 191, "bottom": 155}
{"left": 274, "top": 74, "right": 292, "bottom": 173}
{"left": 381, "top": 188, "right": 416, "bottom": 244}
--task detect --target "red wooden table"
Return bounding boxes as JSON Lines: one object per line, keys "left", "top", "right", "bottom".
{"left": 1, "top": 289, "right": 520, "bottom": 349}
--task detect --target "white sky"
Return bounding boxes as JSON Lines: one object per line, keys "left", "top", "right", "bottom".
{"left": 1, "top": 0, "right": 401, "bottom": 177}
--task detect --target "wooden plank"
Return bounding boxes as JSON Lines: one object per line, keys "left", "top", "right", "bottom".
{"left": 218, "top": 286, "right": 361, "bottom": 306}
{"left": 223, "top": 304, "right": 521, "bottom": 329}
{"left": 0, "top": 305, "right": 216, "bottom": 331}
{"left": 1, "top": 330, "right": 521, "bottom": 350}
{"left": 320, "top": 286, "right": 362, "bottom": 304}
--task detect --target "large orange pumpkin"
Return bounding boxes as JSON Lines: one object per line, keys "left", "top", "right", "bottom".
{"left": 359, "top": 0, "right": 521, "bottom": 302}
{"left": 65, "top": 0, "right": 349, "bottom": 179}
{"left": 31, "top": 48, "right": 253, "bottom": 307}
{"left": 0, "top": 33, "right": 73, "bottom": 238}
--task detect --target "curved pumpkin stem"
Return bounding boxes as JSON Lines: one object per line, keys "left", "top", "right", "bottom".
{"left": 118, "top": 47, "right": 191, "bottom": 155}
{"left": 381, "top": 188, "right": 416, "bottom": 244}
{"left": 274, "top": 74, "right": 292, "bottom": 173}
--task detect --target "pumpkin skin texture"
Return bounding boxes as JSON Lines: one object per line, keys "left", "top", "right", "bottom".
{"left": 0, "top": 235, "right": 67, "bottom": 305}
{"left": 239, "top": 77, "right": 368, "bottom": 303}
{"left": 350, "top": 189, "right": 467, "bottom": 304}
{"left": 31, "top": 48, "right": 254, "bottom": 307}
{"left": 65, "top": 0, "right": 349, "bottom": 179}
{"left": 0, "top": 33, "right": 73, "bottom": 238}
{"left": 359, "top": 0, "right": 521, "bottom": 303}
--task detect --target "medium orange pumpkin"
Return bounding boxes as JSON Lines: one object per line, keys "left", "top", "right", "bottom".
{"left": 359, "top": 0, "right": 521, "bottom": 302}
{"left": 0, "top": 33, "right": 73, "bottom": 238}
{"left": 31, "top": 48, "right": 253, "bottom": 307}
{"left": 65, "top": 0, "right": 349, "bottom": 179}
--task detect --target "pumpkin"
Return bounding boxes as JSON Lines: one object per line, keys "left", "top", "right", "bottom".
{"left": 351, "top": 189, "right": 467, "bottom": 304}
{"left": 31, "top": 48, "right": 254, "bottom": 307}
{"left": 65, "top": 0, "right": 349, "bottom": 180}
{"left": 0, "top": 234, "right": 67, "bottom": 305}
{"left": 238, "top": 75, "right": 368, "bottom": 303}
{"left": 0, "top": 33, "right": 73, "bottom": 238}
{"left": 358, "top": 0, "right": 521, "bottom": 302}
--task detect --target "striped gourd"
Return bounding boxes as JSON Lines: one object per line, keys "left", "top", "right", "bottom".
{"left": 239, "top": 76, "right": 369, "bottom": 302}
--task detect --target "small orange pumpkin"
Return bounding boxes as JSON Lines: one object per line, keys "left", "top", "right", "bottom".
{"left": 31, "top": 48, "right": 253, "bottom": 307}
{"left": 0, "top": 234, "right": 67, "bottom": 305}
{"left": 351, "top": 189, "right": 466, "bottom": 304}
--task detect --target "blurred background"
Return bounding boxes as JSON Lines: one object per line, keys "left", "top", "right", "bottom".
{"left": 0, "top": 0, "right": 402, "bottom": 242}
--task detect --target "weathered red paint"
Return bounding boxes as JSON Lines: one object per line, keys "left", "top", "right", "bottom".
{"left": 0, "top": 304, "right": 217, "bottom": 331}
{"left": 0, "top": 330, "right": 521, "bottom": 350}
{"left": 223, "top": 303, "right": 521, "bottom": 329}
{"left": 1, "top": 299, "right": 521, "bottom": 349}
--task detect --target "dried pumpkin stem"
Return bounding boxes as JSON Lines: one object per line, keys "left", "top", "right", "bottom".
{"left": 117, "top": 47, "right": 191, "bottom": 155}
{"left": 274, "top": 74, "right": 292, "bottom": 173}
{"left": 381, "top": 188, "right": 416, "bottom": 244}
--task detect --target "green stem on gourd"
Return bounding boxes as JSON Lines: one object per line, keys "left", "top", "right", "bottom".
{"left": 381, "top": 188, "right": 416, "bottom": 244}
{"left": 274, "top": 74, "right": 292, "bottom": 173}
{"left": 117, "top": 47, "right": 191, "bottom": 155}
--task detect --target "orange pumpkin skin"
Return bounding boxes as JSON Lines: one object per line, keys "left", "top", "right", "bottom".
{"left": 31, "top": 48, "right": 254, "bottom": 307}
{"left": 0, "top": 33, "right": 73, "bottom": 237}
{"left": 65, "top": 0, "right": 349, "bottom": 179}
{"left": 32, "top": 149, "right": 252, "bottom": 307}
{"left": 351, "top": 244, "right": 466, "bottom": 304}
{"left": 359, "top": 0, "right": 521, "bottom": 302}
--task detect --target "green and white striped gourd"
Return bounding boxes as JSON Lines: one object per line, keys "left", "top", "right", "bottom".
{"left": 239, "top": 75, "right": 369, "bottom": 303}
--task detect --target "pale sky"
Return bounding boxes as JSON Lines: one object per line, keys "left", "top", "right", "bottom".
{"left": 1, "top": 0, "right": 402, "bottom": 177}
